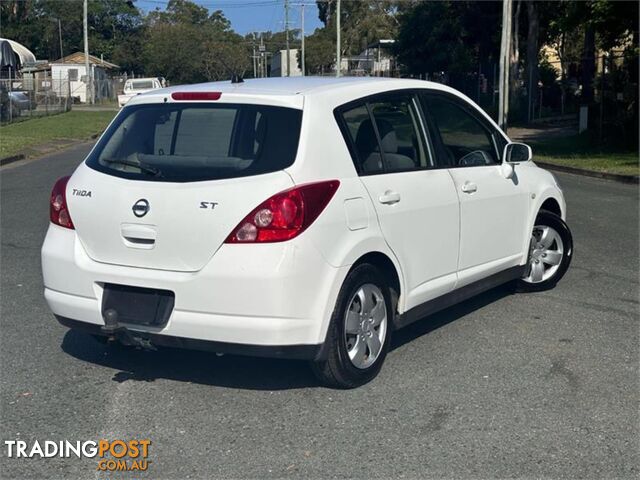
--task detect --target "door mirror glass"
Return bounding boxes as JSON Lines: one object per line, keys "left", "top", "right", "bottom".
{"left": 503, "top": 142, "right": 532, "bottom": 163}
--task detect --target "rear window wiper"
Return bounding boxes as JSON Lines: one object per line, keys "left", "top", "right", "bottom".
{"left": 101, "top": 158, "right": 163, "bottom": 177}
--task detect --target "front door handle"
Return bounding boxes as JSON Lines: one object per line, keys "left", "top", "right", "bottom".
{"left": 461, "top": 182, "right": 478, "bottom": 194}
{"left": 379, "top": 190, "right": 401, "bottom": 205}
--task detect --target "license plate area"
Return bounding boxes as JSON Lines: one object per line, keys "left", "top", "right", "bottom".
{"left": 101, "top": 284, "right": 174, "bottom": 327}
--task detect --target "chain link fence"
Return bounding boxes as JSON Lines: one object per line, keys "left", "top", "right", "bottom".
{"left": 0, "top": 72, "right": 74, "bottom": 124}
{"left": 0, "top": 72, "right": 125, "bottom": 124}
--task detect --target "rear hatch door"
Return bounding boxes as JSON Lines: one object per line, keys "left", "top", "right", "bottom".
{"left": 67, "top": 97, "right": 302, "bottom": 272}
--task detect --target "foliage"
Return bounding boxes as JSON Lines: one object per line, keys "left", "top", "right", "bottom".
{"left": 143, "top": 0, "right": 248, "bottom": 83}
{"left": 394, "top": 1, "right": 502, "bottom": 76}
{"left": 316, "top": 0, "right": 399, "bottom": 56}
{"left": 301, "top": 28, "right": 335, "bottom": 74}
{"left": 1, "top": 0, "right": 249, "bottom": 83}
{"left": 0, "top": 0, "right": 144, "bottom": 71}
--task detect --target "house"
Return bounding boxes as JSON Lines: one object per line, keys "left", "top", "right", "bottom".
{"left": 49, "top": 52, "right": 120, "bottom": 103}
{"left": 346, "top": 39, "right": 396, "bottom": 77}
{"left": 270, "top": 49, "right": 302, "bottom": 77}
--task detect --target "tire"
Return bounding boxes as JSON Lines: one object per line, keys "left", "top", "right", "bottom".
{"left": 311, "top": 263, "right": 393, "bottom": 389}
{"left": 516, "top": 210, "right": 573, "bottom": 292}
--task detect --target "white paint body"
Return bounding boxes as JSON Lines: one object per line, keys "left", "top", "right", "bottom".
{"left": 41, "top": 77, "right": 566, "bottom": 349}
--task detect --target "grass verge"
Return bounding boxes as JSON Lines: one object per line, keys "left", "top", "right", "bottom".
{"left": 530, "top": 134, "right": 639, "bottom": 176}
{"left": 0, "top": 110, "right": 115, "bottom": 159}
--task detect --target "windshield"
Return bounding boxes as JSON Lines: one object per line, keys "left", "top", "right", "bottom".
{"left": 129, "top": 80, "right": 155, "bottom": 90}
{"left": 86, "top": 103, "right": 303, "bottom": 182}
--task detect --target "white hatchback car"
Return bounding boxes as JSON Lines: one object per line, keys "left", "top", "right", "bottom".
{"left": 42, "top": 77, "right": 573, "bottom": 388}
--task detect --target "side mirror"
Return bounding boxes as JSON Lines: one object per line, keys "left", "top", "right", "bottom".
{"left": 503, "top": 142, "right": 532, "bottom": 164}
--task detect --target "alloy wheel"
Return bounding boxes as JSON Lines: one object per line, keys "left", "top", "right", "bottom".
{"left": 343, "top": 283, "right": 387, "bottom": 369}
{"left": 523, "top": 225, "right": 564, "bottom": 283}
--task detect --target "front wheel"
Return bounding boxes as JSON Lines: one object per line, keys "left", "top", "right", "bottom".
{"left": 517, "top": 210, "right": 573, "bottom": 292}
{"left": 311, "top": 264, "right": 392, "bottom": 389}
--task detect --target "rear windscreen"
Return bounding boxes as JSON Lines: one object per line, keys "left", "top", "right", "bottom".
{"left": 130, "top": 81, "right": 154, "bottom": 90}
{"left": 86, "top": 103, "right": 303, "bottom": 182}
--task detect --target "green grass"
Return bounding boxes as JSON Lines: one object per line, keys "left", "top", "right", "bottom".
{"left": 0, "top": 111, "right": 115, "bottom": 159}
{"left": 530, "top": 134, "right": 639, "bottom": 176}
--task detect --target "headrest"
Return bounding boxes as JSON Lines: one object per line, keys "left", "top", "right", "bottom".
{"left": 375, "top": 119, "right": 398, "bottom": 154}
{"left": 355, "top": 117, "right": 398, "bottom": 157}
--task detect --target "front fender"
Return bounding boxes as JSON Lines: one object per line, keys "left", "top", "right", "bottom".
{"left": 519, "top": 182, "right": 566, "bottom": 264}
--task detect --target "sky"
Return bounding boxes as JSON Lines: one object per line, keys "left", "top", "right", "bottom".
{"left": 135, "top": 0, "right": 324, "bottom": 36}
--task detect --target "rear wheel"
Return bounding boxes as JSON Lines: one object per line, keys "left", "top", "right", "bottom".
{"left": 517, "top": 210, "right": 573, "bottom": 292}
{"left": 311, "top": 264, "right": 392, "bottom": 389}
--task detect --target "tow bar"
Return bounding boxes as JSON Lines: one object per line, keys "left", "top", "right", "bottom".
{"left": 101, "top": 309, "right": 157, "bottom": 350}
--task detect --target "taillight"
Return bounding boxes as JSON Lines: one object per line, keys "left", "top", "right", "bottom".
{"left": 50, "top": 176, "right": 74, "bottom": 229}
{"left": 225, "top": 180, "right": 340, "bottom": 243}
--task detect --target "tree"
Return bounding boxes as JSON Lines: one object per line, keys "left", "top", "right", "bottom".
{"left": 316, "top": 0, "right": 399, "bottom": 57}
{"left": 525, "top": 1, "right": 540, "bottom": 119}
{"left": 143, "top": 1, "right": 248, "bottom": 83}
{"left": 202, "top": 29, "right": 250, "bottom": 80}
{"left": 0, "top": 0, "right": 144, "bottom": 67}
{"left": 301, "top": 28, "right": 335, "bottom": 74}
{"left": 395, "top": 1, "right": 502, "bottom": 76}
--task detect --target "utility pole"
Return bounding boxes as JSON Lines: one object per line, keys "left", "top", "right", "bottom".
{"left": 57, "top": 19, "right": 63, "bottom": 59}
{"left": 252, "top": 33, "right": 257, "bottom": 78}
{"left": 284, "top": 0, "right": 290, "bottom": 77}
{"left": 259, "top": 35, "right": 266, "bottom": 78}
{"left": 301, "top": 3, "right": 305, "bottom": 76}
{"left": 498, "top": 0, "right": 512, "bottom": 130}
{"left": 336, "top": 0, "right": 341, "bottom": 77}
{"left": 83, "top": 0, "right": 93, "bottom": 104}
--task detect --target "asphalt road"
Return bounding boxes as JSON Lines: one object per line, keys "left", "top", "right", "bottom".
{"left": 1, "top": 144, "right": 638, "bottom": 479}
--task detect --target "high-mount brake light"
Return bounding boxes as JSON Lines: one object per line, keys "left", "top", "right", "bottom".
{"left": 171, "top": 92, "right": 222, "bottom": 101}
{"left": 225, "top": 180, "right": 340, "bottom": 244}
{"left": 50, "top": 176, "right": 74, "bottom": 229}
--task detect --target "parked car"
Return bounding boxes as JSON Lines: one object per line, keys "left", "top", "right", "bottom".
{"left": 41, "top": 77, "right": 573, "bottom": 388}
{"left": 0, "top": 86, "right": 32, "bottom": 120}
{"left": 9, "top": 91, "right": 31, "bottom": 112}
{"left": 117, "top": 77, "right": 164, "bottom": 107}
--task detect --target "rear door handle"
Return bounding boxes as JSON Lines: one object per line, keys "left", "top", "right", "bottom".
{"left": 461, "top": 182, "right": 478, "bottom": 194}
{"left": 379, "top": 190, "right": 401, "bottom": 205}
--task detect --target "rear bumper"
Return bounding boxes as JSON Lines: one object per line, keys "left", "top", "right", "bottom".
{"left": 56, "top": 315, "right": 323, "bottom": 360}
{"left": 42, "top": 224, "right": 348, "bottom": 350}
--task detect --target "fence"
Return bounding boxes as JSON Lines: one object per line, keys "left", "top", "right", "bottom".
{"left": 0, "top": 72, "right": 124, "bottom": 125}
{"left": 0, "top": 72, "right": 72, "bottom": 125}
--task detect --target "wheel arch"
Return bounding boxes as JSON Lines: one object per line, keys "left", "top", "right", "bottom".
{"left": 352, "top": 252, "right": 401, "bottom": 296}
{"left": 350, "top": 251, "right": 404, "bottom": 328}
{"left": 539, "top": 197, "right": 562, "bottom": 217}
{"left": 518, "top": 189, "right": 566, "bottom": 265}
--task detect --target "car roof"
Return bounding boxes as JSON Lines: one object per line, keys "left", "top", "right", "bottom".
{"left": 160, "top": 76, "right": 456, "bottom": 97}
{"left": 127, "top": 76, "right": 462, "bottom": 110}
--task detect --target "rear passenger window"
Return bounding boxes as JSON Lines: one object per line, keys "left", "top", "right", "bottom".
{"left": 421, "top": 94, "right": 499, "bottom": 167}
{"left": 368, "top": 97, "right": 430, "bottom": 172}
{"left": 341, "top": 104, "right": 383, "bottom": 174}
{"left": 338, "top": 95, "right": 431, "bottom": 175}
